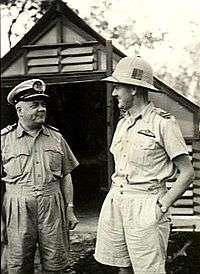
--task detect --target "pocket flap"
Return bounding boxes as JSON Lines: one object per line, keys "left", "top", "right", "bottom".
{"left": 44, "top": 145, "right": 63, "bottom": 155}
{"left": 3, "top": 148, "right": 30, "bottom": 162}
{"left": 140, "top": 139, "right": 156, "bottom": 150}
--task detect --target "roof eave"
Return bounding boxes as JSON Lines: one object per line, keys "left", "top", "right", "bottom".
{"left": 1, "top": 0, "right": 125, "bottom": 71}
{"left": 154, "top": 76, "right": 200, "bottom": 112}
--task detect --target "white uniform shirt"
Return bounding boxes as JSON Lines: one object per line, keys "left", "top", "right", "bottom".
{"left": 110, "top": 102, "right": 189, "bottom": 191}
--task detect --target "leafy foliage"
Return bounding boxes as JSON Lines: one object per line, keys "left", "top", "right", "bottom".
{"left": 1, "top": 0, "right": 199, "bottom": 105}
{"left": 1, "top": 0, "right": 52, "bottom": 48}
{"left": 83, "top": 1, "right": 200, "bottom": 105}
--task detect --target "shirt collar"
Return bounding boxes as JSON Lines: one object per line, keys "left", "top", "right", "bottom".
{"left": 16, "top": 123, "right": 25, "bottom": 138}
{"left": 42, "top": 126, "right": 50, "bottom": 136}
{"left": 125, "top": 102, "right": 154, "bottom": 123}
{"left": 140, "top": 102, "right": 155, "bottom": 121}
{"left": 16, "top": 123, "right": 50, "bottom": 138}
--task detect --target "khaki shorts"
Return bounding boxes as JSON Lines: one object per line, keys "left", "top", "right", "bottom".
{"left": 94, "top": 184, "right": 171, "bottom": 274}
{"left": 3, "top": 183, "right": 69, "bottom": 274}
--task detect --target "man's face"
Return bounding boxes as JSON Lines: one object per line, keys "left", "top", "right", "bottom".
{"left": 18, "top": 100, "right": 47, "bottom": 128}
{"left": 112, "top": 84, "right": 135, "bottom": 111}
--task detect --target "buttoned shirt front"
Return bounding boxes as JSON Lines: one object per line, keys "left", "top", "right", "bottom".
{"left": 1, "top": 123, "right": 79, "bottom": 185}
{"left": 110, "top": 102, "right": 189, "bottom": 191}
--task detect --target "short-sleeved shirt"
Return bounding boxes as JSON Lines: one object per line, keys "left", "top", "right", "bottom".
{"left": 1, "top": 123, "right": 79, "bottom": 185}
{"left": 110, "top": 102, "right": 189, "bottom": 191}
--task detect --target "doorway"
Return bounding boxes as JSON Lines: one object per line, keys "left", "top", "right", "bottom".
{"left": 47, "top": 82, "right": 108, "bottom": 210}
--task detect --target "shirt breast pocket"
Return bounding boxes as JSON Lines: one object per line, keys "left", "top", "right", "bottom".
{"left": 141, "top": 138, "right": 156, "bottom": 150}
{"left": 3, "top": 149, "right": 30, "bottom": 178}
{"left": 129, "top": 137, "right": 156, "bottom": 167}
{"left": 44, "top": 146, "right": 63, "bottom": 171}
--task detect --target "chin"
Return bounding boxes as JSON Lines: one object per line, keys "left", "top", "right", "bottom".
{"left": 118, "top": 103, "right": 124, "bottom": 109}
{"left": 118, "top": 104, "right": 127, "bottom": 111}
{"left": 36, "top": 119, "right": 45, "bottom": 125}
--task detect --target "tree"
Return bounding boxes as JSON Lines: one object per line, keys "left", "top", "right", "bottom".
{"left": 156, "top": 41, "right": 200, "bottom": 106}
{"left": 1, "top": 0, "right": 199, "bottom": 105}
{"left": 84, "top": 1, "right": 167, "bottom": 55}
{"left": 0, "top": 0, "right": 53, "bottom": 48}
{"left": 83, "top": 1, "right": 199, "bottom": 105}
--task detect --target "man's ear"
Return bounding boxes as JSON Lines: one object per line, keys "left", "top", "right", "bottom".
{"left": 131, "top": 87, "right": 137, "bottom": 96}
{"left": 16, "top": 104, "right": 23, "bottom": 117}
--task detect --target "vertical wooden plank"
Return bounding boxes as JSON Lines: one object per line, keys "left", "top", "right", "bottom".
{"left": 95, "top": 44, "right": 103, "bottom": 71}
{"left": 106, "top": 40, "right": 114, "bottom": 189}
{"left": 58, "top": 47, "right": 62, "bottom": 73}
{"left": 58, "top": 16, "right": 63, "bottom": 44}
{"left": 57, "top": 17, "right": 63, "bottom": 73}
{"left": 96, "top": 47, "right": 101, "bottom": 71}
{"left": 193, "top": 139, "right": 200, "bottom": 215}
{"left": 23, "top": 49, "right": 28, "bottom": 75}
{"left": 194, "top": 111, "right": 200, "bottom": 138}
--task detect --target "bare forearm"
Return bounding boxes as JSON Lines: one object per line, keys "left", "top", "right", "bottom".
{"left": 60, "top": 173, "right": 74, "bottom": 206}
{"left": 160, "top": 171, "right": 193, "bottom": 208}
{"left": 60, "top": 173, "right": 78, "bottom": 229}
{"left": 160, "top": 155, "right": 194, "bottom": 208}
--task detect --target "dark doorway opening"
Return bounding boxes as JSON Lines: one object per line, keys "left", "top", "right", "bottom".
{"left": 47, "top": 82, "right": 108, "bottom": 210}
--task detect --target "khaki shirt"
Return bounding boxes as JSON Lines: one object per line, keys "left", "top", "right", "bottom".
{"left": 110, "top": 102, "right": 189, "bottom": 191}
{"left": 1, "top": 123, "right": 79, "bottom": 185}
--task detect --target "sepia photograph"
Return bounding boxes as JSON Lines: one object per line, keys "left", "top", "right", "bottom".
{"left": 1, "top": 0, "right": 200, "bottom": 273}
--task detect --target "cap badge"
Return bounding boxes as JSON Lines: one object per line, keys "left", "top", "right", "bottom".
{"left": 131, "top": 68, "right": 143, "bottom": 80}
{"left": 33, "top": 81, "right": 44, "bottom": 93}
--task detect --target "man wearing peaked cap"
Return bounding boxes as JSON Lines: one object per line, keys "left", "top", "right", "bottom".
{"left": 94, "top": 56, "right": 194, "bottom": 274}
{"left": 1, "top": 79, "right": 79, "bottom": 274}
{"left": 7, "top": 79, "right": 48, "bottom": 105}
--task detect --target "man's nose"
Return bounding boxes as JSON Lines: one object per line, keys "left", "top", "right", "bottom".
{"left": 38, "top": 104, "right": 46, "bottom": 111}
{"left": 112, "top": 88, "right": 117, "bottom": 96}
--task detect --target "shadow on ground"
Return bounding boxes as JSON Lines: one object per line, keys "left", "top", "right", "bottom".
{"left": 1, "top": 231, "right": 200, "bottom": 274}
{"left": 1, "top": 202, "right": 200, "bottom": 274}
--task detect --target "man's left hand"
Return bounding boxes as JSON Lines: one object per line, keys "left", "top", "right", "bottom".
{"left": 66, "top": 207, "right": 79, "bottom": 230}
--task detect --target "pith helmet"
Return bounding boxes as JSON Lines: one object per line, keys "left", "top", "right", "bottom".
{"left": 7, "top": 79, "right": 49, "bottom": 105}
{"left": 102, "top": 56, "right": 158, "bottom": 91}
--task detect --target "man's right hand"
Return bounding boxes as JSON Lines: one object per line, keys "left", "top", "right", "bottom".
{"left": 1, "top": 216, "right": 7, "bottom": 244}
{"left": 1, "top": 242, "right": 7, "bottom": 272}
{"left": 66, "top": 206, "right": 79, "bottom": 230}
{"left": 155, "top": 204, "right": 164, "bottom": 222}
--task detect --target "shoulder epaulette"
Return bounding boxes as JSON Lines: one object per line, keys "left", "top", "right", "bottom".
{"left": 153, "top": 108, "right": 172, "bottom": 119}
{"left": 46, "top": 125, "right": 60, "bottom": 132}
{"left": 1, "top": 123, "right": 17, "bottom": 136}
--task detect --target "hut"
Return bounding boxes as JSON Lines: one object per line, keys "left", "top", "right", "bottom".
{"left": 1, "top": 0, "right": 200, "bottom": 231}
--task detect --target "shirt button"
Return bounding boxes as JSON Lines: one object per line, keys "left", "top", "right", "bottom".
{"left": 123, "top": 154, "right": 126, "bottom": 158}
{"left": 36, "top": 161, "right": 39, "bottom": 164}
{"left": 120, "top": 191, "right": 123, "bottom": 194}
{"left": 120, "top": 185, "right": 123, "bottom": 188}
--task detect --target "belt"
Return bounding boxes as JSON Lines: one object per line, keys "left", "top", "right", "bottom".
{"left": 6, "top": 183, "right": 60, "bottom": 197}
{"left": 111, "top": 181, "right": 167, "bottom": 195}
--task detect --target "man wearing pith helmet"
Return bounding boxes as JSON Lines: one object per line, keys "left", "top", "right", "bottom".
{"left": 1, "top": 79, "right": 79, "bottom": 274}
{"left": 94, "top": 56, "right": 194, "bottom": 274}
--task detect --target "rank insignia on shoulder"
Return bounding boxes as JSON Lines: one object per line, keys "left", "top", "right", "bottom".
{"left": 46, "top": 125, "right": 60, "bottom": 132}
{"left": 1, "top": 123, "right": 17, "bottom": 136}
{"left": 137, "top": 129, "right": 155, "bottom": 138}
{"left": 154, "top": 108, "right": 172, "bottom": 119}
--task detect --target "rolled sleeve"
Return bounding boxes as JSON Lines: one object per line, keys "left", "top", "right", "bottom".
{"left": 161, "top": 117, "right": 189, "bottom": 160}
{"left": 61, "top": 137, "right": 79, "bottom": 176}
